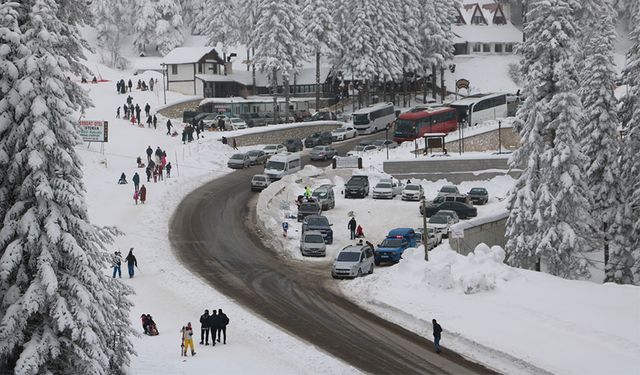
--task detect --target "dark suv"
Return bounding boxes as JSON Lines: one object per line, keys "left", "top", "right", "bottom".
{"left": 421, "top": 201, "right": 477, "bottom": 219}
{"left": 302, "top": 215, "right": 333, "bottom": 244}
{"left": 304, "top": 132, "right": 333, "bottom": 148}
{"left": 283, "top": 138, "right": 303, "bottom": 152}
{"left": 297, "top": 201, "right": 322, "bottom": 222}
{"left": 240, "top": 113, "right": 266, "bottom": 127}
{"left": 344, "top": 175, "right": 369, "bottom": 199}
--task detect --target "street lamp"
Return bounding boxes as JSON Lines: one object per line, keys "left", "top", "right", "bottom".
{"left": 385, "top": 127, "right": 389, "bottom": 160}
{"left": 160, "top": 63, "right": 167, "bottom": 105}
{"left": 421, "top": 197, "right": 429, "bottom": 262}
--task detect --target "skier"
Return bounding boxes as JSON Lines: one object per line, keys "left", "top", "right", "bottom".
{"left": 146, "top": 146, "right": 153, "bottom": 164}
{"left": 125, "top": 248, "right": 137, "bottom": 278}
{"left": 112, "top": 251, "right": 122, "bottom": 278}
{"left": 199, "top": 309, "right": 211, "bottom": 345}
{"left": 139, "top": 184, "right": 147, "bottom": 204}
{"left": 133, "top": 190, "right": 139, "bottom": 205}
{"left": 432, "top": 319, "right": 443, "bottom": 354}
{"left": 348, "top": 217, "right": 357, "bottom": 240}
{"left": 181, "top": 323, "right": 196, "bottom": 356}
{"left": 166, "top": 119, "right": 172, "bottom": 135}
{"left": 127, "top": 79, "right": 132, "bottom": 92}
{"left": 166, "top": 162, "right": 172, "bottom": 178}
{"left": 207, "top": 310, "right": 219, "bottom": 346}
{"left": 145, "top": 103, "right": 150, "bottom": 117}
{"left": 132, "top": 172, "right": 140, "bottom": 192}
{"left": 216, "top": 309, "right": 229, "bottom": 344}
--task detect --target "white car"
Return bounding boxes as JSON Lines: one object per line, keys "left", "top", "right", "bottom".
{"left": 346, "top": 144, "right": 378, "bottom": 156}
{"left": 416, "top": 227, "right": 442, "bottom": 249}
{"left": 229, "top": 117, "right": 248, "bottom": 130}
{"left": 331, "top": 126, "right": 357, "bottom": 141}
{"left": 372, "top": 179, "right": 404, "bottom": 199}
{"left": 263, "top": 144, "right": 287, "bottom": 156}
{"left": 331, "top": 244, "right": 375, "bottom": 279}
{"left": 250, "top": 174, "right": 271, "bottom": 191}
{"left": 437, "top": 185, "right": 460, "bottom": 197}
{"left": 401, "top": 183, "right": 424, "bottom": 201}
{"left": 428, "top": 214, "right": 456, "bottom": 238}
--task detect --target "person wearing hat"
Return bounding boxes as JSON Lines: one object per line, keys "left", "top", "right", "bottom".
{"left": 125, "top": 248, "right": 137, "bottom": 278}
{"left": 112, "top": 251, "right": 122, "bottom": 278}
{"left": 181, "top": 322, "right": 196, "bottom": 356}
{"left": 199, "top": 309, "right": 211, "bottom": 345}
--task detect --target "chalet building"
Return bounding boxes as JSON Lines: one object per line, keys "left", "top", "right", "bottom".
{"left": 452, "top": 0, "right": 522, "bottom": 55}
{"left": 162, "top": 47, "right": 226, "bottom": 96}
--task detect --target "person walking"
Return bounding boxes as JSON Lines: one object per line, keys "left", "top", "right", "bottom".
{"left": 146, "top": 115, "right": 152, "bottom": 128}
{"left": 127, "top": 79, "right": 132, "bottom": 92}
{"left": 217, "top": 117, "right": 225, "bottom": 131}
{"left": 153, "top": 114, "right": 157, "bottom": 129}
{"left": 125, "top": 248, "right": 137, "bottom": 278}
{"left": 181, "top": 323, "right": 196, "bottom": 356}
{"left": 216, "top": 309, "right": 229, "bottom": 344}
{"left": 135, "top": 104, "right": 141, "bottom": 125}
{"left": 166, "top": 162, "right": 172, "bottom": 178}
{"left": 144, "top": 103, "right": 151, "bottom": 118}
{"left": 146, "top": 146, "right": 153, "bottom": 164}
{"left": 112, "top": 251, "right": 122, "bottom": 278}
{"left": 432, "top": 319, "right": 443, "bottom": 354}
{"left": 199, "top": 309, "right": 211, "bottom": 345}
{"left": 132, "top": 172, "right": 140, "bottom": 192}
{"left": 145, "top": 166, "right": 152, "bottom": 182}
{"left": 139, "top": 184, "right": 147, "bottom": 204}
{"left": 348, "top": 217, "right": 357, "bottom": 240}
{"left": 207, "top": 310, "right": 219, "bottom": 346}
{"left": 149, "top": 78, "right": 154, "bottom": 91}
{"left": 133, "top": 189, "right": 139, "bottom": 205}
{"left": 166, "top": 119, "right": 172, "bottom": 135}
{"left": 232, "top": 138, "right": 238, "bottom": 150}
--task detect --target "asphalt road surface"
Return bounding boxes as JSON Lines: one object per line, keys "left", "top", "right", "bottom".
{"left": 170, "top": 133, "right": 498, "bottom": 374}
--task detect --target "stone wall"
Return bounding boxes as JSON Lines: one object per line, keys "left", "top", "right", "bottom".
{"left": 383, "top": 157, "right": 520, "bottom": 183}
{"left": 445, "top": 127, "right": 520, "bottom": 153}
{"left": 229, "top": 122, "right": 343, "bottom": 147}
{"left": 156, "top": 98, "right": 203, "bottom": 120}
{"left": 449, "top": 213, "right": 508, "bottom": 255}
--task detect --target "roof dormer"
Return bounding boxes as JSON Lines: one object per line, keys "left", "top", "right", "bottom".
{"left": 455, "top": 7, "right": 466, "bottom": 24}
{"left": 469, "top": 3, "right": 487, "bottom": 25}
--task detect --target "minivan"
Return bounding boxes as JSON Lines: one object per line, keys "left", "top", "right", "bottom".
{"left": 331, "top": 244, "right": 375, "bottom": 279}
{"left": 264, "top": 152, "right": 302, "bottom": 180}
{"left": 312, "top": 185, "right": 335, "bottom": 210}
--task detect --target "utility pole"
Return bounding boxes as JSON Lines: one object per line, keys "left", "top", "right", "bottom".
{"left": 421, "top": 197, "right": 429, "bottom": 261}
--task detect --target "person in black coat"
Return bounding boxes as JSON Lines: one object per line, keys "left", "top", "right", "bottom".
{"left": 144, "top": 103, "right": 151, "bottom": 117}
{"left": 216, "top": 309, "right": 229, "bottom": 344}
{"left": 348, "top": 217, "right": 357, "bottom": 240}
{"left": 207, "top": 310, "right": 220, "bottom": 346}
{"left": 125, "top": 248, "right": 137, "bottom": 278}
{"left": 146, "top": 146, "right": 153, "bottom": 164}
{"left": 127, "top": 79, "right": 132, "bottom": 92}
{"left": 153, "top": 114, "right": 157, "bottom": 129}
{"left": 199, "top": 309, "right": 211, "bottom": 345}
{"left": 166, "top": 119, "right": 172, "bottom": 135}
{"left": 132, "top": 172, "right": 140, "bottom": 192}
{"left": 432, "top": 319, "right": 442, "bottom": 353}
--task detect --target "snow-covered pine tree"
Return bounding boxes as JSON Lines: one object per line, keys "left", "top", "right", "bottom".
{"left": 618, "top": 4, "right": 640, "bottom": 283}
{"left": 417, "top": 0, "right": 441, "bottom": 102}
{"left": 578, "top": 5, "right": 631, "bottom": 283}
{"left": 189, "top": 0, "right": 209, "bottom": 35}
{"left": 397, "top": 0, "right": 422, "bottom": 106}
{"left": 373, "top": 0, "right": 402, "bottom": 83}
{"left": 92, "top": 0, "right": 130, "bottom": 68}
{"left": 302, "top": 0, "right": 340, "bottom": 111}
{"left": 205, "top": 0, "right": 239, "bottom": 60}
{"left": 236, "top": 0, "right": 262, "bottom": 89}
{"left": 506, "top": 0, "right": 593, "bottom": 279}
{"left": 134, "top": 0, "right": 184, "bottom": 56}
{"left": 0, "top": 0, "right": 135, "bottom": 373}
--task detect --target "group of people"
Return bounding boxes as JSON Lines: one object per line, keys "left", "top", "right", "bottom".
{"left": 117, "top": 172, "right": 147, "bottom": 205}
{"left": 198, "top": 309, "right": 230, "bottom": 346}
{"left": 141, "top": 314, "right": 159, "bottom": 336}
{"left": 112, "top": 248, "right": 138, "bottom": 278}
{"left": 181, "top": 122, "right": 202, "bottom": 144}
{"left": 347, "top": 217, "right": 364, "bottom": 240}
{"left": 116, "top": 77, "right": 155, "bottom": 94}
{"left": 117, "top": 95, "right": 157, "bottom": 129}
{"left": 145, "top": 146, "right": 172, "bottom": 183}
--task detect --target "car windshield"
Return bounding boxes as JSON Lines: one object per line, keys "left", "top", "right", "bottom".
{"left": 231, "top": 118, "right": 242, "bottom": 123}
{"left": 353, "top": 146, "right": 365, "bottom": 152}
{"left": 264, "top": 145, "right": 276, "bottom": 150}
{"left": 337, "top": 252, "right": 361, "bottom": 262}
{"left": 376, "top": 183, "right": 392, "bottom": 189}
{"left": 353, "top": 114, "right": 370, "bottom": 125}
{"left": 470, "top": 188, "right": 486, "bottom": 194}
{"left": 441, "top": 186, "right": 457, "bottom": 193}
{"left": 334, "top": 128, "right": 345, "bottom": 133}
{"left": 380, "top": 238, "right": 403, "bottom": 247}
{"left": 429, "top": 216, "right": 448, "bottom": 224}
{"left": 305, "top": 235, "right": 324, "bottom": 243}
{"left": 373, "top": 140, "right": 385, "bottom": 146}
{"left": 312, "top": 191, "right": 327, "bottom": 198}
{"left": 394, "top": 119, "right": 417, "bottom": 137}
{"left": 247, "top": 150, "right": 261, "bottom": 156}
{"left": 253, "top": 176, "right": 266, "bottom": 181}
{"left": 231, "top": 154, "right": 244, "bottom": 159}
{"left": 306, "top": 217, "right": 329, "bottom": 226}
{"left": 312, "top": 146, "right": 325, "bottom": 151}
{"left": 300, "top": 203, "right": 319, "bottom": 211}
{"left": 265, "top": 161, "right": 285, "bottom": 170}
{"left": 405, "top": 185, "right": 420, "bottom": 190}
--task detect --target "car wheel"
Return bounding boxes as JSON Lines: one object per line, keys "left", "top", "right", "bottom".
{"left": 374, "top": 259, "right": 380, "bottom": 266}
{"left": 356, "top": 269, "right": 362, "bottom": 278}
{"left": 368, "top": 264, "right": 374, "bottom": 274}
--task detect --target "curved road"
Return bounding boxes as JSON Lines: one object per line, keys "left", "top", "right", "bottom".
{"left": 170, "top": 136, "right": 497, "bottom": 374}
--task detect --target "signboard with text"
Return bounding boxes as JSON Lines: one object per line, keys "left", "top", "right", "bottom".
{"left": 79, "top": 120, "right": 108, "bottom": 142}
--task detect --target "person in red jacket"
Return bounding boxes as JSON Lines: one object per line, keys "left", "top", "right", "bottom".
{"left": 139, "top": 185, "right": 147, "bottom": 204}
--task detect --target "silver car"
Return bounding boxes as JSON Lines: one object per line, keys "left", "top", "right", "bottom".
{"left": 373, "top": 179, "right": 404, "bottom": 199}
{"left": 310, "top": 146, "right": 337, "bottom": 161}
{"left": 415, "top": 227, "right": 442, "bottom": 250}
{"left": 300, "top": 230, "right": 327, "bottom": 257}
{"left": 331, "top": 244, "right": 375, "bottom": 279}
{"left": 251, "top": 174, "right": 271, "bottom": 191}
{"left": 227, "top": 153, "right": 250, "bottom": 169}
{"left": 247, "top": 150, "right": 268, "bottom": 165}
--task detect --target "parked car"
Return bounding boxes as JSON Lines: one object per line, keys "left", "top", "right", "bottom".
{"left": 429, "top": 210, "right": 460, "bottom": 225}
{"left": 262, "top": 144, "right": 287, "bottom": 156}
{"left": 229, "top": 117, "right": 248, "bottom": 130}
{"left": 346, "top": 144, "right": 378, "bottom": 156}
{"left": 372, "top": 140, "right": 398, "bottom": 149}
{"left": 305, "top": 110, "right": 337, "bottom": 122}
{"left": 200, "top": 113, "right": 218, "bottom": 128}
{"left": 311, "top": 185, "right": 335, "bottom": 210}
{"left": 227, "top": 153, "right": 251, "bottom": 169}
{"left": 246, "top": 150, "right": 268, "bottom": 165}
{"left": 415, "top": 227, "right": 442, "bottom": 250}
{"left": 283, "top": 138, "right": 304, "bottom": 152}
{"left": 401, "top": 183, "right": 424, "bottom": 201}
{"left": 310, "top": 146, "right": 337, "bottom": 161}
{"left": 437, "top": 185, "right": 460, "bottom": 197}
{"left": 300, "top": 230, "right": 327, "bottom": 257}
{"left": 240, "top": 112, "right": 267, "bottom": 127}
{"left": 331, "top": 244, "right": 375, "bottom": 279}
{"left": 428, "top": 214, "right": 456, "bottom": 238}
{"left": 331, "top": 126, "right": 358, "bottom": 141}
{"left": 373, "top": 178, "right": 404, "bottom": 199}
{"left": 421, "top": 201, "right": 478, "bottom": 219}
{"left": 374, "top": 228, "right": 417, "bottom": 265}
{"left": 304, "top": 132, "right": 333, "bottom": 148}
{"left": 297, "top": 201, "right": 322, "bottom": 222}
{"left": 293, "top": 110, "right": 311, "bottom": 122}
{"left": 344, "top": 175, "right": 369, "bottom": 198}
{"left": 432, "top": 194, "right": 470, "bottom": 205}
{"left": 468, "top": 187, "right": 489, "bottom": 205}
{"left": 250, "top": 174, "right": 271, "bottom": 191}
{"left": 302, "top": 214, "right": 333, "bottom": 243}
{"left": 358, "top": 139, "right": 376, "bottom": 147}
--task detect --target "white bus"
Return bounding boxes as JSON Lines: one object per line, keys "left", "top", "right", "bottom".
{"left": 449, "top": 93, "right": 508, "bottom": 126}
{"left": 352, "top": 102, "right": 396, "bottom": 134}
{"left": 264, "top": 152, "right": 302, "bottom": 180}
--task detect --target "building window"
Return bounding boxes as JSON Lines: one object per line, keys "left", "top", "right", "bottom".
{"left": 473, "top": 43, "right": 481, "bottom": 52}
{"left": 483, "top": 44, "right": 491, "bottom": 52}
{"left": 198, "top": 63, "right": 203, "bottom": 74}
{"left": 494, "top": 43, "right": 503, "bottom": 53}
{"left": 171, "top": 64, "right": 177, "bottom": 75}
{"left": 494, "top": 16, "right": 506, "bottom": 25}
{"left": 505, "top": 43, "right": 514, "bottom": 53}
{"left": 472, "top": 15, "right": 485, "bottom": 24}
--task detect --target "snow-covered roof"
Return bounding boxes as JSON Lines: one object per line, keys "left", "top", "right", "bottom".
{"left": 457, "top": 0, "right": 511, "bottom": 26}
{"left": 133, "top": 57, "right": 164, "bottom": 72}
{"left": 195, "top": 64, "right": 332, "bottom": 88}
{"left": 452, "top": 23, "right": 522, "bottom": 43}
{"left": 162, "top": 47, "right": 216, "bottom": 65}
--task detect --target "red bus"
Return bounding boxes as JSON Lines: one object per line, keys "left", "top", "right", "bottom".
{"left": 393, "top": 106, "right": 458, "bottom": 143}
